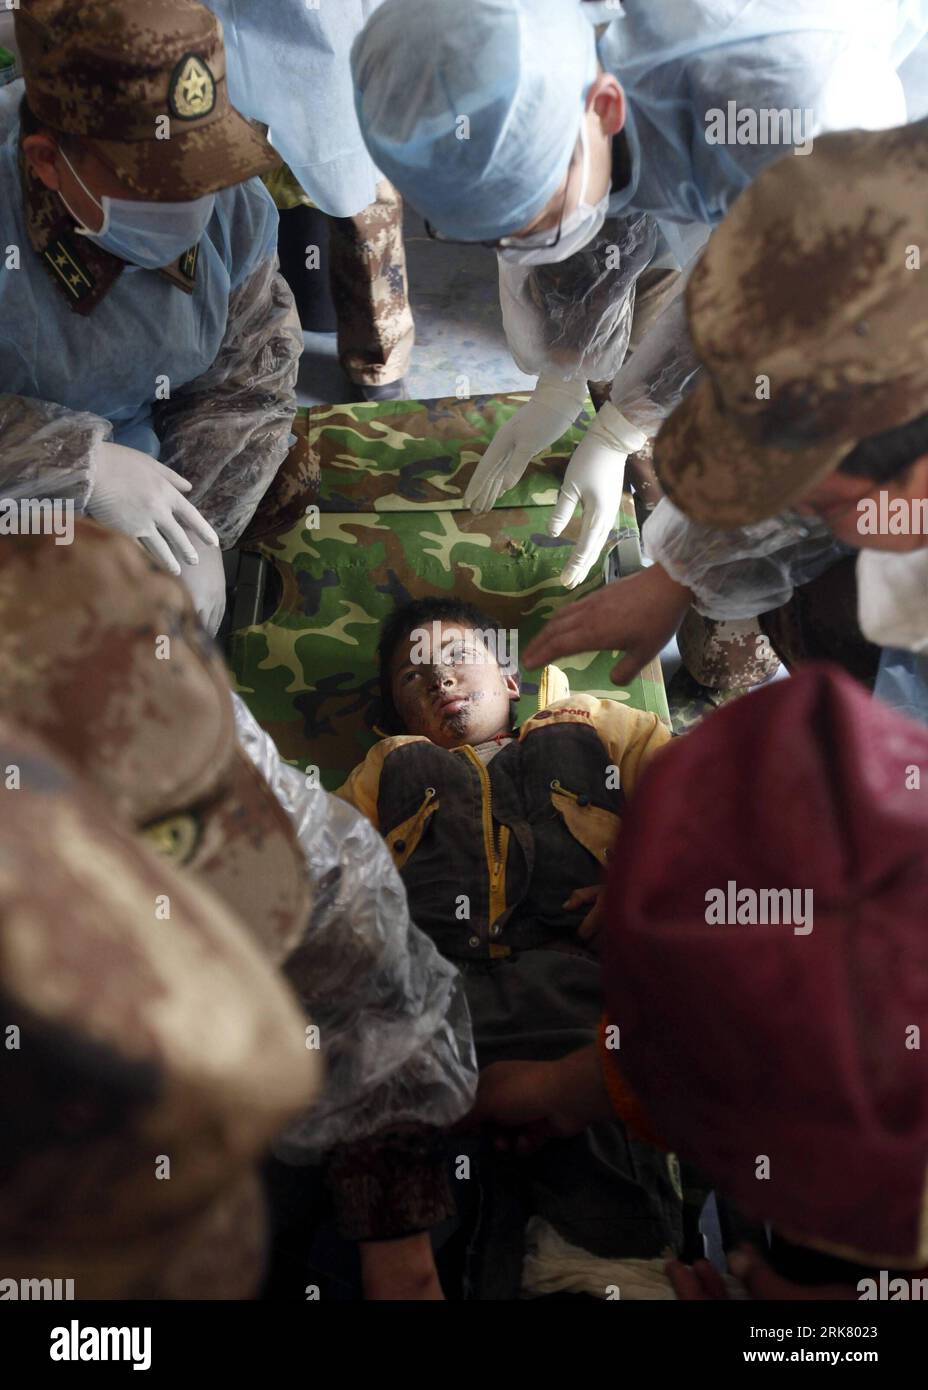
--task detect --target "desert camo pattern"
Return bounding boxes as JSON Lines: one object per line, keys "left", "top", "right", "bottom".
{"left": 0, "top": 523, "right": 313, "bottom": 965}
{"left": 655, "top": 118, "right": 928, "bottom": 526}
{"left": 231, "top": 395, "right": 670, "bottom": 789}
{"left": 330, "top": 178, "right": 415, "bottom": 387}
{"left": 0, "top": 714, "right": 318, "bottom": 1299}
{"left": 676, "top": 607, "right": 781, "bottom": 691}
{"left": 14, "top": 0, "right": 279, "bottom": 200}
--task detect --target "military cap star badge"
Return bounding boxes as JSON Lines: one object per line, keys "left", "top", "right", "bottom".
{"left": 169, "top": 53, "right": 217, "bottom": 121}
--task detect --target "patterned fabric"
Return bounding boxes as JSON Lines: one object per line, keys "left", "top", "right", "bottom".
{"left": 654, "top": 118, "right": 928, "bottom": 527}
{"left": 0, "top": 714, "right": 318, "bottom": 1299}
{"left": 330, "top": 178, "right": 414, "bottom": 387}
{"left": 0, "top": 522, "right": 314, "bottom": 967}
{"left": 231, "top": 394, "right": 670, "bottom": 789}
{"left": 14, "top": 0, "right": 279, "bottom": 201}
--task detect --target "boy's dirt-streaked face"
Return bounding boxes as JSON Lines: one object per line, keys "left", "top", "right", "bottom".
{"left": 390, "top": 621, "right": 520, "bottom": 750}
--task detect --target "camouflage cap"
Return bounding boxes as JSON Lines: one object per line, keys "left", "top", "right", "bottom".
{"left": 0, "top": 522, "right": 312, "bottom": 966}
{"left": 654, "top": 118, "right": 928, "bottom": 528}
{"left": 15, "top": 0, "right": 280, "bottom": 200}
{"left": 0, "top": 715, "right": 319, "bottom": 1299}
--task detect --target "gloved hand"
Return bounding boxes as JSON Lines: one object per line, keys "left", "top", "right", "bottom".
{"left": 464, "top": 373, "right": 589, "bottom": 514}
{"left": 548, "top": 402, "right": 647, "bottom": 589}
{"left": 177, "top": 534, "right": 228, "bottom": 636}
{"left": 87, "top": 442, "right": 219, "bottom": 575}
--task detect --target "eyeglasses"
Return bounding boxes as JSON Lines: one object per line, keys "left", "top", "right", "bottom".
{"left": 423, "top": 136, "right": 582, "bottom": 251}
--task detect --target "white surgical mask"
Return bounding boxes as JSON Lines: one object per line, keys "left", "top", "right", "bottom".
{"left": 499, "top": 118, "right": 609, "bottom": 267}
{"left": 857, "top": 547, "right": 928, "bottom": 653}
{"left": 58, "top": 147, "right": 215, "bottom": 269}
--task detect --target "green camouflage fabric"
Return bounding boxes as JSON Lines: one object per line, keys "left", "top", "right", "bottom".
{"left": 231, "top": 393, "right": 670, "bottom": 790}
{"left": 264, "top": 164, "right": 315, "bottom": 211}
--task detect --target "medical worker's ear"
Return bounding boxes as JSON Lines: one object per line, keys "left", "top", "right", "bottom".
{"left": 22, "top": 133, "right": 62, "bottom": 190}
{"left": 586, "top": 71, "right": 625, "bottom": 137}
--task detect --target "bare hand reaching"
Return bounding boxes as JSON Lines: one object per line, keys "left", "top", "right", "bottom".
{"left": 523, "top": 562, "right": 692, "bottom": 684}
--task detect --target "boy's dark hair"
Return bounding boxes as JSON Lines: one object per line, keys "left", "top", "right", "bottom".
{"left": 838, "top": 410, "right": 928, "bottom": 484}
{"left": 376, "top": 596, "right": 519, "bottom": 735}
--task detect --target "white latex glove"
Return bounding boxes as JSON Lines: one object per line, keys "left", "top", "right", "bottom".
{"left": 87, "top": 441, "right": 219, "bottom": 575}
{"left": 464, "top": 373, "right": 590, "bottom": 514}
{"left": 548, "top": 402, "right": 647, "bottom": 590}
{"left": 177, "top": 534, "right": 228, "bottom": 636}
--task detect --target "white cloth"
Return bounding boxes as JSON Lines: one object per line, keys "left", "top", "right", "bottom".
{"left": 858, "top": 548, "right": 928, "bottom": 653}
{"left": 521, "top": 1217, "right": 748, "bottom": 1300}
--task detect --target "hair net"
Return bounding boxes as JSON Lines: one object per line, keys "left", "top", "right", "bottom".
{"left": 600, "top": 0, "right": 921, "bottom": 229}
{"left": 352, "top": 0, "right": 599, "bottom": 241}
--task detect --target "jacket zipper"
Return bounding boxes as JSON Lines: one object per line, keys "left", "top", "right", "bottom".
{"left": 459, "top": 745, "right": 507, "bottom": 932}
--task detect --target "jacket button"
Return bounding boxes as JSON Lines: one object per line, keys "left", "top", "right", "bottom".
{"left": 489, "top": 924, "right": 501, "bottom": 938}
{"left": 393, "top": 839, "right": 406, "bottom": 853}
{"left": 577, "top": 794, "right": 590, "bottom": 806}
{"left": 468, "top": 935, "right": 480, "bottom": 949}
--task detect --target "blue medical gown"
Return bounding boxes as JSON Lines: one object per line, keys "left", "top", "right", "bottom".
{"left": 875, "top": 648, "right": 928, "bottom": 725}
{"left": 0, "top": 81, "right": 302, "bottom": 545}
{"left": 207, "top": 0, "right": 384, "bottom": 215}
{"left": 600, "top": 0, "right": 925, "bottom": 229}
{"left": 500, "top": 1, "right": 927, "bottom": 409}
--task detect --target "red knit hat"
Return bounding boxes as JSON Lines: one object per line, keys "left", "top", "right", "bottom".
{"left": 602, "top": 664, "right": 928, "bottom": 1268}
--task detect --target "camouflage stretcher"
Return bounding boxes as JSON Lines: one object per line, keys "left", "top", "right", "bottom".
{"left": 230, "top": 393, "right": 670, "bottom": 790}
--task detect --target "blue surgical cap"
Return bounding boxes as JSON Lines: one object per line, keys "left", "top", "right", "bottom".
{"left": 351, "top": 0, "right": 599, "bottom": 241}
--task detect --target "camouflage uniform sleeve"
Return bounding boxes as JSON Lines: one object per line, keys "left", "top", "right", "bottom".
{"left": 230, "top": 695, "right": 477, "bottom": 1154}
{"left": 0, "top": 393, "right": 112, "bottom": 511}
{"left": 643, "top": 496, "right": 846, "bottom": 620}
{"left": 151, "top": 259, "right": 303, "bottom": 547}
{"left": 589, "top": 697, "right": 672, "bottom": 797}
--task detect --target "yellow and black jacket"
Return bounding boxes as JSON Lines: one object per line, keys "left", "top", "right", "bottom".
{"left": 338, "top": 695, "right": 670, "bottom": 964}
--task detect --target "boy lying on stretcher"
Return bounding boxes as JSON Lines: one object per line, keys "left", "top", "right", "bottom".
{"left": 337, "top": 596, "right": 684, "bottom": 1298}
